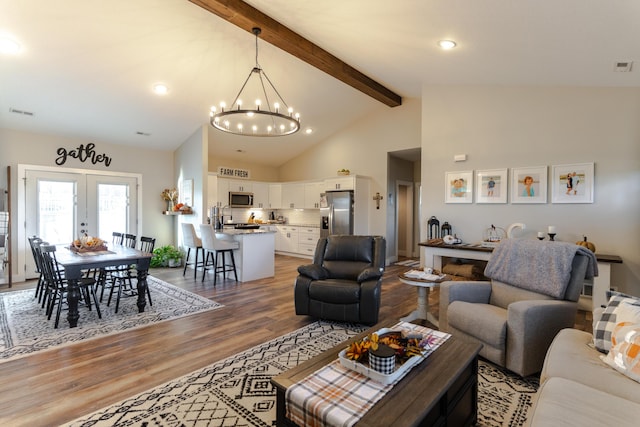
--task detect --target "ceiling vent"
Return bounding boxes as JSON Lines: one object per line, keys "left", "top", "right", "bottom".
{"left": 135, "top": 131, "right": 151, "bottom": 136}
{"left": 9, "top": 107, "right": 34, "bottom": 116}
{"left": 613, "top": 61, "right": 633, "bottom": 72}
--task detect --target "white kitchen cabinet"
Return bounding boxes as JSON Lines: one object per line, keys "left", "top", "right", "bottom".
{"left": 324, "top": 176, "right": 355, "bottom": 191}
{"left": 304, "top": 182, "right": 325, "bottom": 209}
{"left": 213, "top": 177, "right": 229, "bottom": 207}
{"left": 269, "top": 184, "right": 282, "bottom": 209}
{"left": 228, "top": 180, "right": 252, "bottom": 193}
{"left": 298, "top": 227, "right": 320, "bottom": 256}
{"left": 276, "top": 225, "right": 299, "bottom": 253}
{"left": 281, "top": 183, "right": 305, "bottom": 209}
{"left": 252, "top": 181, "right": 269, "bottom": 209}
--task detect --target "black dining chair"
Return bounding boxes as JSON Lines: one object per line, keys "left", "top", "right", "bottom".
{"left": 40, "top": 244, "right": 101, "bottom": 328}
{"left": 27, "top": 236, "right": 46, "bottom": 302}
{"left": 107, "top": 236, "right": 155, "bottom": 313}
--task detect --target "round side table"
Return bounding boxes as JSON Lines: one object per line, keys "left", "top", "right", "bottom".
{"left": 399, "top": 272, "right": 449, "bottom": 327}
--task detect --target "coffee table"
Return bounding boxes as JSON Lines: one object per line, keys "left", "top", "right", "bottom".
{"left": 399, "top": 272, "right": 450, "bottom": 327}
{"left": 271, "top": 320, "right": 482, "bottom": 427}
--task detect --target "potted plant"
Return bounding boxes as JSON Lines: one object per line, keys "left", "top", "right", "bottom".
{"left": 150, "top": 245, "right": 184, "bottom": 268}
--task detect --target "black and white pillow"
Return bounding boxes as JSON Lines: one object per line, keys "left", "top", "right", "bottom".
{"left": 593, "top": 290, "right": 640, "bottom": 353}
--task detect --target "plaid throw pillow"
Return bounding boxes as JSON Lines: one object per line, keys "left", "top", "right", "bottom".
{"left": 593, "top": 290, "right": 640, "bottom": 353}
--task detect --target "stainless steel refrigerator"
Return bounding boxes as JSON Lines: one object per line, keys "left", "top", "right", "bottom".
{"left": 320, "top": 191, "right": 354, "bottom": 238}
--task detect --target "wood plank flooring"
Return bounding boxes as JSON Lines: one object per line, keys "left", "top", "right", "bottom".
{"left": 0, "top": 255, "right": 590, "bottom": 426}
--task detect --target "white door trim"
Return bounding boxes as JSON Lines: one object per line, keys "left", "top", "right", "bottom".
{"left": 17, "top": 164, "right": 142, "bottom": 283}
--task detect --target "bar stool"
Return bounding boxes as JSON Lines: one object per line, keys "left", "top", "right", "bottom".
{"left": 181, "top": 223, "right": 205, "bottom": 279}
{"left": 199, "top": 224, "right": 238, "bottom": 285}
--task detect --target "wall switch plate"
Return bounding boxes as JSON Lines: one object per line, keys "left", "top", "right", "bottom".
{"left": 454, "top": 154, "right": 467, "bottom": 162}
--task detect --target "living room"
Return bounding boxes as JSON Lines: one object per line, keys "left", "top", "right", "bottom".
{"left": 1, "top": 1, "right": 639, "bottom": 426}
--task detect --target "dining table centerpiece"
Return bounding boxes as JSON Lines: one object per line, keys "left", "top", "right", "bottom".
{"left": 70, "top": 235, "right": 108, "bottom": 252}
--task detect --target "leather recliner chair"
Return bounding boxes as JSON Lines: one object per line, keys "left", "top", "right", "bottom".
{"left": 294, "top": 235, "right": 386, "bottom": 325}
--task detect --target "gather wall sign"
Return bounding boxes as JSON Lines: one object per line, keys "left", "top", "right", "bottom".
{"left": 55, "top": 143, "right": 112, "bottom": 167}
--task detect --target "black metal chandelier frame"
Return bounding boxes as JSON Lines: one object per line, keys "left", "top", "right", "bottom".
{"left": 210, "top": 27, "right": 300, "bottom": 137}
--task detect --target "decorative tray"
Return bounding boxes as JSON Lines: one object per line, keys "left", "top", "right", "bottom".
{"left": 338, "top": 323, "right": 449, "bottom": 385}
{"left": 69, "top": 245, "right": 108, "bottom": 253}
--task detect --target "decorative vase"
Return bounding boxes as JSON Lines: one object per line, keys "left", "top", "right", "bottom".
{"left": 167, "top": 200, "right": 175, "bottom": 212}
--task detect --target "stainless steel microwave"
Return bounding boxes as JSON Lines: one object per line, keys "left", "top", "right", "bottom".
{"left": 229, "top": 192, "right": 254, "bottom": 207}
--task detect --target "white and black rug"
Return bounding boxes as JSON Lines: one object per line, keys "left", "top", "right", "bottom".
{"left": 394, "top": 259, "right": 421, "bottom": 267}
{"left": 0, "top": 276, "right": 223, "bottom": 361}
{"left": 66, "top": 321, "right": 539, "bottom": 427}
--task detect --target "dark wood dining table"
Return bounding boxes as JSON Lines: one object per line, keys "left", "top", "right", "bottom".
{"left": 54, "top": 244, "right": 153, "bottom": 328}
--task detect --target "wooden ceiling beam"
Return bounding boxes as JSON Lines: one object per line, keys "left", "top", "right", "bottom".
{"left": 188, "top": 0, "right": 402, "bottom": 107}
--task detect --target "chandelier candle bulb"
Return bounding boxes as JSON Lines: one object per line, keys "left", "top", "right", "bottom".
{"left": 548, "top": 226, "right": 556, "bottom": 234}
{"left": 537, "top": 232, "right": 544, "bottom": 238}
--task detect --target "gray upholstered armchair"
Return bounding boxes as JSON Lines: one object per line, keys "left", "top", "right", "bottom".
{"left": 294, "top": 235, "right": 386, "bottom": 325}
{"left": 439, "top": 239, "right": 596, "bottom": 377}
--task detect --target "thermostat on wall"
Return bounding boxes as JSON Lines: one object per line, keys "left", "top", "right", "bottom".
{"left": 454, "top": 154, "right": 467, "bottom": 162}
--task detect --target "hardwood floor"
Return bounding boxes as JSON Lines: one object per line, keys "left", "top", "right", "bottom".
{"left": 0, "top": 255, "right": 591, "bottom": 426}
{"left": 0, "top": 255, "right": 419, "bottom": 426}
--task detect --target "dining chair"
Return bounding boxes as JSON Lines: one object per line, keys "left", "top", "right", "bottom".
{"left": 27, "top": 236, "right": 46, "bottom": 301}
{"left": 199, "top": 224, "right": 238, "bottom": 285}
{"left": 181, "top": 223, "right": 204, "bottom": 279}
{"left": 107, "top": 236, "right": 155, "bottom": 313}
{"left": 40, "top": 244, "right": 101, "bottom": 328}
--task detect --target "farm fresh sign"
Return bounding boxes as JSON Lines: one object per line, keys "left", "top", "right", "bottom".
{"left": 218, "top": 167, "right": 250, "bottom": 179}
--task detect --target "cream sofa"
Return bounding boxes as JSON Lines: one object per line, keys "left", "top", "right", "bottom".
{"left": 527, "top": 310, "right": 640, "bottom": 427}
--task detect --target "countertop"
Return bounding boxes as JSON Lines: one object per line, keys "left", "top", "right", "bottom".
{"left": 216, "top": 229, "right": 276, "bottom": 235}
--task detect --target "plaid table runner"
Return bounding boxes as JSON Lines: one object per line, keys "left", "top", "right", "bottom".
{"left": 285, "top": 322, "right": 450, "bottom": 427}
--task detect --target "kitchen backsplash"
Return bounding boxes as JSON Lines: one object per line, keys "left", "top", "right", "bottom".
{"left": 227, "top": 208, "right": 320, "bottom": 226}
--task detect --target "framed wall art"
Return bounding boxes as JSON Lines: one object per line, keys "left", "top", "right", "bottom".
{"left": 476, "top": 168, "right": 508, "bottom": 203}
{"left": 551, "top": 163, "right": 594, "bottom": 203}
{"left": 181, "top": 179, "right": 193, "bottom": 206}
{"left": 511, "top": 166, "right": 547, "bottom": 204}
{"left": 445, "top": 170, "right": 473, "bottom": 203}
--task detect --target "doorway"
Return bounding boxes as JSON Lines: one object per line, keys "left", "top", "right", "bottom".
{"left": 396, "top": 181, "right": 414, "bottom": 257}
{"left": 18, "top": 165, "right": 140, "bottom": 281}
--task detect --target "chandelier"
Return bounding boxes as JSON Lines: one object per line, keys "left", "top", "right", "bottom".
{"left": 210, "top": 28, "right": 300, "bottom": 136}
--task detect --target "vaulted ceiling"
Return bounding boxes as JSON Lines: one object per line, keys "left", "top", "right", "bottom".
{"left": 1, "top": 1, "right": 638, "bottom": 166}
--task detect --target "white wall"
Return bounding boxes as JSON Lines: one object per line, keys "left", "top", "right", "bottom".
{"left": 0, "top": 128, "right": 175, "bottom": 280}
{"left": 421, "top": 86, "right": 640, "bottom": 295}
{"left": 174, "top": 126, "right": 208, "bottom": 249}
{"left": 278, "top": 98, "right": 423, "bottom": 244}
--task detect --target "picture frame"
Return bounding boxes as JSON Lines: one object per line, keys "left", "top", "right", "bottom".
{"left": 551, "top": 163, "right": 594, "bottom": 203}
{"left": 476, "top": 169, "right": 508, "bottom": 203}
{"left": 182, "top": 179, "right": 193, "bottom": 206}
{"left": 445, "top": 171, "right": 473, "bottom": 203}
{"left": 511, "top": 166, "right": 547, "bottom": 204}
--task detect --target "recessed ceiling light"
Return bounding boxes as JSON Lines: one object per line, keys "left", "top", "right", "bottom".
{"left": 437, "top": 40, "right": 457, "bottom": 50}
{"left": 0, "top": 36, "right": 22, "bottom": 55}
{"left": 304, "top": 128, "right": 313, "bottom": 135}
{"left": 153, "top": 83, "right": 169, "bottom": 95}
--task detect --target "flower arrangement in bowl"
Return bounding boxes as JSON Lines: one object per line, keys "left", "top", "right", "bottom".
{"left": 161, "top": 188, "right": 179, "bottom": 211}
{"left": 70, "top": 235, "right": 108, "bottom": 252}
{"left": 344, "top": 330, "right": 430, "bottom": 365}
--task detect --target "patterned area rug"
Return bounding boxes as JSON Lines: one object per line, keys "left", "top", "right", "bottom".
{"left": 66, "top": 321, "right": 539, "bottom": 427}
{"left": 394, "top": 259, "right": 420, "bottom": 267}
{"left": 0, "top": 276, "right": 223, "bottom": 361}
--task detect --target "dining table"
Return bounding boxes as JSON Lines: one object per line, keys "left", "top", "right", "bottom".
{"left": 54, "top": 244, "right": 153, "bottom": 328}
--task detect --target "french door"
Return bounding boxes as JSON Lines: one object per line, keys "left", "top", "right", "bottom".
{"left": 23, "top": 167, "right": 138, "bottom": 279}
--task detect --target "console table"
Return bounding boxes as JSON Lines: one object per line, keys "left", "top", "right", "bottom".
{"left": 419, "top": 242, "right": 622, "bottom": 311}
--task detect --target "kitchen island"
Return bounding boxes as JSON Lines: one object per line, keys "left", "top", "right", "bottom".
{"left": 215, "top": 228, "right": 275, "bottom": 282}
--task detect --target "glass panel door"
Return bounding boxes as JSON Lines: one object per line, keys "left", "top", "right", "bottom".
{"left": 24, "top": 169, "right": 138, "bottom": 279}
{"left": 86, "top": 175, "right": 137, "bottom": 243}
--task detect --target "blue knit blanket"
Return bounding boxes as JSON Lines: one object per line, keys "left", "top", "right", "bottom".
{"left": 484, "top": 239, "right": 598, "bottom": 299}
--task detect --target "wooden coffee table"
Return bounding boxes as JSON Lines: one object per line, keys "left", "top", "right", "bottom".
{"left": 271, "top": 320, "right": 482, "bottom": 427}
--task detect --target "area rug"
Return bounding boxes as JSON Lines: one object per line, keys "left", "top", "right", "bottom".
{"left": 394, "top": 259, "right": 420, "bottom": 267}
{"left": 66, "top": 321, "right": 539, "bottom": 427}
{"left": 0, "top": 276, "right": 223, "bottom": 361}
